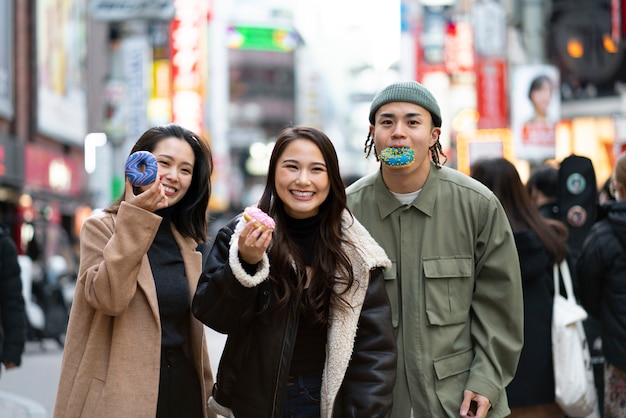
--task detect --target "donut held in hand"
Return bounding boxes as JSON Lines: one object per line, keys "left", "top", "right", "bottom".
{"left": 379, "top": 147, "right": 415, "bottom": 168}
{"left": 243, "top": 207, "right": 275, "bottom": 232}
{"left": 125, "top": 151, "right": 158, "bottom": 186}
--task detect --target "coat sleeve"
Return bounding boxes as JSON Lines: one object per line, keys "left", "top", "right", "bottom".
{"left": 576, "top": 226, "right": 609, "bottom": 319}
{"left": 192, "top": 217, "right": 269, "bottom": 334}
{"left": 334, "top": 267, "right": 397, "bottom": 417}
{"left": 78, "top": 202, "right": 161, "bottom": 315}
{"left": 0, "top": 233, "right": 26, "bottom": 366}
{"left": 466, "top": 194, "right": 524, "bottom": 405}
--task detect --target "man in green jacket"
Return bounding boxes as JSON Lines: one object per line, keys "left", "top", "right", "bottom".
{"left": 346, "top": 81, "right": 523, "bottom": 418}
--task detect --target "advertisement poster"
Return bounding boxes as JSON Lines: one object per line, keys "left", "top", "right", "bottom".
{"left": 36, "top": 0, "right": 87, "bottom": 145}
{"left": 510, "top": 65, "right": 560, "bottom": 161}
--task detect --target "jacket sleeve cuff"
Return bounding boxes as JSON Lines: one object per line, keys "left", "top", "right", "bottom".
{"left": 465, "top": 375, "right": 500, "bottom": 408}
{"left": 228, "top": 217, "right": 270, "bottom": 288}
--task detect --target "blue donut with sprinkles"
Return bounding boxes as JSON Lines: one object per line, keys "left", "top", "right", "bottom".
{"left": 379, "top": 147, "right": 415, "bottom": 168}
{"left": 125, "top": 151, "right": 158, "bottom": 186}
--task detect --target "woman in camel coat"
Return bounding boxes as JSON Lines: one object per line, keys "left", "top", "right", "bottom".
{"left": 54, "top": 125, "right": 216, "bottom": 418}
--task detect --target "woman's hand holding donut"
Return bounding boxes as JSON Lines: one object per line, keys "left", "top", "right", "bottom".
{"left": 124, "top": 177, "right": 168, "bottom": 212}
{"left": 238, "top": 220, "right": 273, "bottom": 264}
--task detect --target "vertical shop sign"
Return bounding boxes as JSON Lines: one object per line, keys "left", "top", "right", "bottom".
{"left": 415, "top": 5, "right": 448, "bottom": 82}
{"left": 611, "top": 0, "right": 621, "bottom": 42}
{"left": 476, "top": 58, "right": 508, "bottom": 129}
{"left": 0, "top": 0, "right": 13, "bottom": 118}
{"left": 170, "top": 0, "right": 207, "bottom": 134}
{"left": 121, "top": 37, "right": 149, "bottom": 147}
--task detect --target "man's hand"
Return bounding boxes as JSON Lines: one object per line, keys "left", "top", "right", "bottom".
{"left": 460, "top": 390, "right": 491, "bottom": 418}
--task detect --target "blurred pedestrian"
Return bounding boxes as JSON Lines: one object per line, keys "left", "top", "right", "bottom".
{"left": 54, "top": 124, "right": 216, "bottom": 418}
{"left": 577, "top": 151, "right": 626, "bottom": 418}
{"left": 0, "top": 222, "right": 26, "bottom": 376}
{"left": 526, "top": 164, "right": 560, "bottom": 220}
{"left": 346, "top": 80, "right": 523, "bottom": 418}
{"left": 471, "top": 157, "right": 568, "bottom": 418}
{"left": 193, "top": 126, "right": 397, "bottom": 418}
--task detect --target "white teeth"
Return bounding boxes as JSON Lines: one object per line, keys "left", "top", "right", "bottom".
{"left": 164, "top": 186, "right": 176, "bottom": 193}
{"left": 292, "top": 191, "right": 313, "bottom": 197}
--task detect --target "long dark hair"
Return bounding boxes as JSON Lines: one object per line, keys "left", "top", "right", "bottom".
{"left": 258, "top": 126, "right": 355, "bottom": 324}
{"left": 470, "top": 158, "right": 568, "bottom": 263}
{"left": 106, "top": 124, "right": 213, "bottom": 242}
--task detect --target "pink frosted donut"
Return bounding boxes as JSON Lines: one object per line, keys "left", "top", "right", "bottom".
{"left": 125, "top": 151, "right": 158, "bottom": 186}
{"left": 243, "top": 207, "right": 275, "bottom": 231}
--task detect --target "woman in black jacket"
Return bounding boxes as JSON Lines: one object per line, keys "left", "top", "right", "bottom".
{"left": 193, "top": 126, "right": 397, "bottom": 418}
{"left": 578, "top": 151, "right": 626, "bottom": 417}
{"left": 471, "top": 158, "right": 569, "bottom": 418}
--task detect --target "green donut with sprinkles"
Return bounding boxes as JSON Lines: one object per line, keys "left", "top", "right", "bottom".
{"left": 379, "top": 147, "right": 415, "bottom": 168}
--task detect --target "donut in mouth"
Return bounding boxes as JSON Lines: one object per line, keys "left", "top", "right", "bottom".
{"left": 379, "top": 147, "right": 415, "bottom": 168}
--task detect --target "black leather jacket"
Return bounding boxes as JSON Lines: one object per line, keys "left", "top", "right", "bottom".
{"left": 192, "top": 213, "right": 397, "bottom": 418}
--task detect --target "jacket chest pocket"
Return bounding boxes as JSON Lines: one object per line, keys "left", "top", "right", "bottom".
{"left": 423, "top": 256, "right": 473, "bottom": 326}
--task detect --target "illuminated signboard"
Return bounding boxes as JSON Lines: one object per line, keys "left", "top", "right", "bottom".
{"left": 227, "top": 26, "right": 298, "bottom": 52}
{"left": 170, "top": 0, "right": 207, "bottom": 134}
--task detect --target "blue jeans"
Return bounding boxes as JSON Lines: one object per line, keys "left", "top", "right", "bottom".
{"left": 283, "top": 371, "right": 322, "bottom": 418}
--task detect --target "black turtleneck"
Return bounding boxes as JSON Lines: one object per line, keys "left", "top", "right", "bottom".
{"left": 284, "top": 213, "right": 327, "bottom": 375}
{"left": 285, "top": 213, "right": 320, "bottom": 266}
{"left": 147, "top": 207, "right": 190, "bottom": 348}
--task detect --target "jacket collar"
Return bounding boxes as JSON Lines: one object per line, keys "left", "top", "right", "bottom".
{"left": 374, "top": 162, "right": 440, "bottom": 219}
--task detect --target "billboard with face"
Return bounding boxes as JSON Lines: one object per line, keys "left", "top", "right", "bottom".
{"left": 510, "top": 65, "right": 560, "bottom": 161}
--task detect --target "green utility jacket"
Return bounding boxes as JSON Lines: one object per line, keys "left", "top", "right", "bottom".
{"left": 347, "top": 163, "right": 523, "bottom": 417}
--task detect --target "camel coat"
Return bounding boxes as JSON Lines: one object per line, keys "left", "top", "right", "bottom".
{"left": 53, "top": 202, "right": 215, "bottom": 418}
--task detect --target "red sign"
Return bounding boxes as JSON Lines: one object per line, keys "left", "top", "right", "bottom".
{"left": 25, "top": 144, "right": 83, "bottom": 196}
{"left": 476, "top": 58, "right": 508, "bottom": 129}
{"left": 0, "top": 143, "right": 5, "bottom": 176}
{"left": 612, "top": 0, "right": 621, "bottom": 41}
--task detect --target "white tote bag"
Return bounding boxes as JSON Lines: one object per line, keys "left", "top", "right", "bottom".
{"left": 552, "top": 260, "right": 599, "bottom": 418}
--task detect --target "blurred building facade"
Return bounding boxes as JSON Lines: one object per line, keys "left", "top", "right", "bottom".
{"left": 0, "top": 0, "right": 625, "bottom": 266}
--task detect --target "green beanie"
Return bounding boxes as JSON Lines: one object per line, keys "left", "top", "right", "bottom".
{"left": 369, "top": 81, "right": 442, "bottom": 127}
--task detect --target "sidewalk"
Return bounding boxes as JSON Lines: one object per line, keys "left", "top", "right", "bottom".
{"left": 0, "top": 390, "right": 48, "bottom": 418}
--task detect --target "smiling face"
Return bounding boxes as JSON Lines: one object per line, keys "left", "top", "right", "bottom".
{"left": 274, "top": 138, "right": 330, "bottom": 219}
{"left": 139, "top": 137, "right": 195, "bottom": 207}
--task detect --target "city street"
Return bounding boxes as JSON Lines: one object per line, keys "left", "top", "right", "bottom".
{"left": 0, "top": 328, "right": 227, "bottom": 417}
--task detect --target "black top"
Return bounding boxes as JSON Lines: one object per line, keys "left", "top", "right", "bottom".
{"left": 148, "top": 208, "right": 190, "bottom": 348}
{"left": 284, "top": 214, "right": 327, "bottom": 375}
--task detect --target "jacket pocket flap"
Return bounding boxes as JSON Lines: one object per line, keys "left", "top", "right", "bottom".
{"left": 433, "top": 349, "right": 473, "bottom": 380}
{"left": 423, "top": 257, "right": 472, "bottom": 279}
